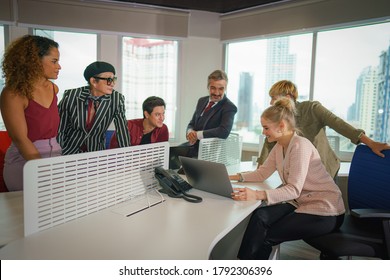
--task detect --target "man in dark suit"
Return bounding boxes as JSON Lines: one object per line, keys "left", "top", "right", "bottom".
{"left": 171, "top": 70, "right": 237, "bottom": 171}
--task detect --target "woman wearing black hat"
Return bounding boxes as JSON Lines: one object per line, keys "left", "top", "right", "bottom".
{"left": 57, "top": 61, "right": 130, "bottom": 154}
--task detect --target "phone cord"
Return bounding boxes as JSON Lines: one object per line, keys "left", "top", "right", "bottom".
{"left": 182, "top": 192, "right": 203, "bottom": 203}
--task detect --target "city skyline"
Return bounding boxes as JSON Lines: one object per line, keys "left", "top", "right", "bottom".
{"left": 227, "top": 21, "right": 390, "bottom": 145}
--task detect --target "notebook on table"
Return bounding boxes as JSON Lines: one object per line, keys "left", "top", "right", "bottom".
{"left": 179, "top": 156, "right": 242, "bottom": 198}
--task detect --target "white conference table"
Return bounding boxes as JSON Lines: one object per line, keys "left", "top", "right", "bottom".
{"left": 0, "top": 191, "right": 24, "bottom": 248}
{"left": 0, "top": 162, "right": 282, "bottom": 260}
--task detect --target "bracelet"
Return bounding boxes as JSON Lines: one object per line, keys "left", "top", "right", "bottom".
{"left": 357, "top": 131, "right": 365, "bottom": 143}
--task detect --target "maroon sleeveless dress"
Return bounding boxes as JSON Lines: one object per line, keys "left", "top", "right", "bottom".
{"left": 4, "top": 87, "right": 62, "bottom": 191}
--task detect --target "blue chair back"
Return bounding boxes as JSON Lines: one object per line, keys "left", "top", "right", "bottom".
{"left": 105, "top": 130, "right": 115, "bottom": 149}
{"left": 348, "top": 145, "right": 390, "bottom": 210}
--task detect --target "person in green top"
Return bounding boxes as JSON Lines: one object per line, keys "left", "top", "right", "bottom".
{"left": 257, "top": 80, "right": 390, "bottom": 178}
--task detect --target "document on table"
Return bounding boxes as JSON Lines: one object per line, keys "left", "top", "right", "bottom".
{"left": 111, "top": 188, "right": 165, "bottom": 216}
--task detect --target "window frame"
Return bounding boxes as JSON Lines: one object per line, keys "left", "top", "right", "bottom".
{"left": 223, "top": 19, "right": 390, "bottom": 161}
{"left": 120, "top": 36, "right": 179, "bottom": 140}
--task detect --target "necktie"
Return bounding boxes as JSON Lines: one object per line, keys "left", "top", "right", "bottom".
{"left": 203, "top": 101, "right": 215, "bottom": 113}
{"left": 86, "top": 97, "right": 100, "bottom": 132}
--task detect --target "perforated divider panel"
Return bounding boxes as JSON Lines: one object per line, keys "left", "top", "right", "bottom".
{"left": 198, "top": 133, "right": 242, "bottom": 166}
{"left": 23, "top": 142, "right": 169, "bottom": 236}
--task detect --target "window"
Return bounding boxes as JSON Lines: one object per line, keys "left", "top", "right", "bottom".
{"left": 0, "top": 25, "right": 5, "bottom": 130}
{"left": 314, "top": 22, "right": 390, "bottom": 152}
{"left": 122, "top": 37, "right": 178, "bottom": 139}
{"left": 0, "top": 28, "right": 96, "bottom": 131}
{"left": 34, "top": 29, "right": 97, "bottom": 100}
{"left": 0, "top": 25, "right": 4, "bottom": 87}
{"left": 225, "top": 21, "right": 390, "bottom": 156}
{"left": 225, "top": 34, "right": 312, "bottom": 144}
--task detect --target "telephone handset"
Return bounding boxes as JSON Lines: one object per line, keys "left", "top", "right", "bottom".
{"left": 154, "top": 167, "right": 202, "bottom": 203}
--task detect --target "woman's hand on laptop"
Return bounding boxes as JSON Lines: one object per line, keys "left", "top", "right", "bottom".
{"left": 231, "top": 187, "right": 266, "bottom": 201}
{"left": 229, "top": 174, "right": 240, "bottom": 181}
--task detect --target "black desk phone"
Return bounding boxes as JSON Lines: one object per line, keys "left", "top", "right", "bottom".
{"left": 154, "top": 167, "right": 202, "bottom": 203}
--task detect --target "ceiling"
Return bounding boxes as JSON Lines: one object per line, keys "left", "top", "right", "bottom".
{"left": 110, "top": 0, "right": 289, "bottom": 14}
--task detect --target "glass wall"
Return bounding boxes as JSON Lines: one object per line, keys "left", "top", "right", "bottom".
{"left": 0, "top": 25, "right": 5, "bottom": 130}
{"left": 122, "top": 37, "right": 178, "bottom": 138}
{"left": 0, "top": 29, "right": 180, "bottom": 139}
{"left": 225, "top": 21, "right": 390, "bottom": 155}
{"left": 0, "top": 25, "right": 4, "bottom": 87}
{"left": 34, "top": 29, "right": 97, "bottom": 100}
{"left": 226, "top": 34, "right": 312, "bottom": 144}
{"left": 0, "top": 28, "right": 97, "bottom": 130}
{"left": 314, "top": 23, "right": 390, "bottom": 152}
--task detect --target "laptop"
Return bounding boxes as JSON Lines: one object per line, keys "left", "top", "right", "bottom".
{"left": 179, "top": 156, "right": 240, "bottom": 198}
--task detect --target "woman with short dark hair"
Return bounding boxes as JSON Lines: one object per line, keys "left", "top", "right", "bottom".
{"left": 57, "top": 61, "right": 130, "bottom": 154}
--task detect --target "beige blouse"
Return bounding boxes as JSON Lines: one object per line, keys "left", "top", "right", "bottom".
{"left": 242, "top": 133, "right": 345, "bottom": 216}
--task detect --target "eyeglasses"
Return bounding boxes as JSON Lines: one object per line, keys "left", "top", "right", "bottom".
{"left": 93, "top": 76, "right": 117, "bottom": 85}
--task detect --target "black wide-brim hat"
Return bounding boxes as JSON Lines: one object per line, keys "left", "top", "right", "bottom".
{"left": 84, "top": 61, "right": 116, "bottom": 81}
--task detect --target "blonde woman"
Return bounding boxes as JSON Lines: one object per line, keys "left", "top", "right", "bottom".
{"left": 230, "top": 97, "right": 345, "bottom": 260}
{"left": 258, "top": 80, "right": 390, "bottom": 178}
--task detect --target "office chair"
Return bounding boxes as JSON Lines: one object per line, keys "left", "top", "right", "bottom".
{"left": 198, "top": 133, "right": 242, "bottom": 166}
{"left": 105, "top": 130, "right": 115, "bottom": 149}
{"left": 304, "top": 144, "right": 390, "bottom": 259}
{"left": 0, "top": 131, "right": 12, "bottom": 192}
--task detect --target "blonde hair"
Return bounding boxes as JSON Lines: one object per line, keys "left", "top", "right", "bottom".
{"left": 269, "top": 80, "right": 298, "bottom": 101}
{"left": 262, "top": 97, "right": 297, "bottom": 131}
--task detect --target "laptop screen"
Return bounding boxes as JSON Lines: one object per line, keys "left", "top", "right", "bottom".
{"left": 179, "top": 156, "right": 233, "bottom": 198}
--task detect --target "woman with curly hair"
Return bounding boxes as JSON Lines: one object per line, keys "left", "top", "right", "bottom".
{"left": 0, "top": 35, "right": 62, "bottom": 191}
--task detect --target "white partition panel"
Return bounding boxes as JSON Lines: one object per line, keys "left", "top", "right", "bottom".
{"left": 23, "top": 142, "right": 169, "bottom": 236}
{"left": 198, "top": 133, "right": 242, "bottom": 166}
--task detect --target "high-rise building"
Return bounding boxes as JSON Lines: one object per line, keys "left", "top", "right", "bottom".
{"left": 236, "top": 72, "right": 254, "bottom": 130}
{"left": 375, "top": 45, "right": 390, "bottom": 142}
{"left": 264, "top": 37, "right": 296, "bottom": 108}
{"left": 355, "top": 66, "right": 378, "bottom": 138}
{"left": 122, "top": 38, "right": 178, "bottom": 137}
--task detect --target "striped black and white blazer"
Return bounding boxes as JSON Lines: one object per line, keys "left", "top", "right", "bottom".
{"left": 57, "top": 86, "right": 130, "bottom": 155}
